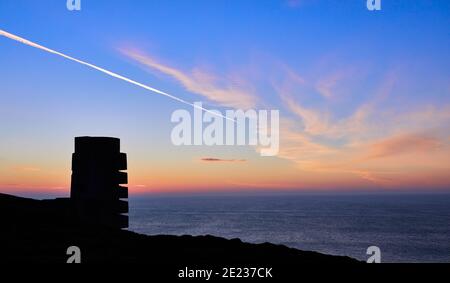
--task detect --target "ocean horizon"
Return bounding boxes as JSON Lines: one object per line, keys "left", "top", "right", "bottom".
{"left": 128, "top": 193, "right": 450, "bottom": 263}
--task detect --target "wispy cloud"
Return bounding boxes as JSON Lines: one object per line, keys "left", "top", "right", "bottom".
{"left": 269, "top": 62, "right": 450, "bottom": 186}
{"left": 279, "top": 93, "right": 330, "bottom": 135}
{"left": 315, "top": 67, "right": 357, "bottom": 98}
{"left": 275, "top": 68, "right": 398, "bottom": 139}
{"left": 365, "top": 133, "right": 442, "bottom": 160}
{"left": 120, "top": 49, "right": 257, "bottom": 109}
{"left": 118, "top": 44, "right": 450, "bottom": 188}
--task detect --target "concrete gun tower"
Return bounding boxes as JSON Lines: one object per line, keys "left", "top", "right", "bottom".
{"left": 70, "top": 137, "right": 128, "bottom": 229}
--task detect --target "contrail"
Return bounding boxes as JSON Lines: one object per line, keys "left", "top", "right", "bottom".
{"left": 0, "top": 29, "right": 234, "bottom": 121}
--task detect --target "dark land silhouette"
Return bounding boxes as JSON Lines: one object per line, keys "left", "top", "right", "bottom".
{"left": 0, "top": 137, "right": 359, "bottom": 264}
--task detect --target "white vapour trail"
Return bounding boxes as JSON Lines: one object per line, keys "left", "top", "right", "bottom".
{"left": 0, "top": 29, "right": 234, "bottom": 121}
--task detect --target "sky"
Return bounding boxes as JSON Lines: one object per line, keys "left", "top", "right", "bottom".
{"left": 0, "top": 0, "right": 449, "bottom": 196}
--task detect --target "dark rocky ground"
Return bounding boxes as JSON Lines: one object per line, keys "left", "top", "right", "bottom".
{"left": 0, "top": 193, "right": 359, "bottom": 264}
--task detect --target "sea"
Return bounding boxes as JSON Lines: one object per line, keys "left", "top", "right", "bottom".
{"left": 128, "top": 193, "right": 450, "bottom": 263}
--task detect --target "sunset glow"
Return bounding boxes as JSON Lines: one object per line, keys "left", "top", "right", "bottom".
{"left": 1, "top": 1, "right": 449, "bottom": 195}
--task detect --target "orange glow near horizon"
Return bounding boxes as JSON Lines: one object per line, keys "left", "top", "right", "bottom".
{"left": 1, "top": 15, "right": 449, "bottom": 195}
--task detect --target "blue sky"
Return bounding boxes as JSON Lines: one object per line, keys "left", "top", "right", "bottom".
{"left": 0, "top": 0, "right": 449, "bottom": 195}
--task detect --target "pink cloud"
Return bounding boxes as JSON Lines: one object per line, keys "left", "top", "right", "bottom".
{"left": 120, "top": 49, "right": 257, "bottom": 109}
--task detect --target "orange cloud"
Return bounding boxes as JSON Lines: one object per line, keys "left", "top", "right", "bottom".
{"left": 268, "top": 62, "right": 450, "bottom": 188}
{"left": 366, "top": 133, "right": 442, "bottom": 160}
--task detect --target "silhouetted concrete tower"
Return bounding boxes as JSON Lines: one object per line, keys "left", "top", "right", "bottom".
{"left": 70, "top": 137, "right": 128, "bottom": 229}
